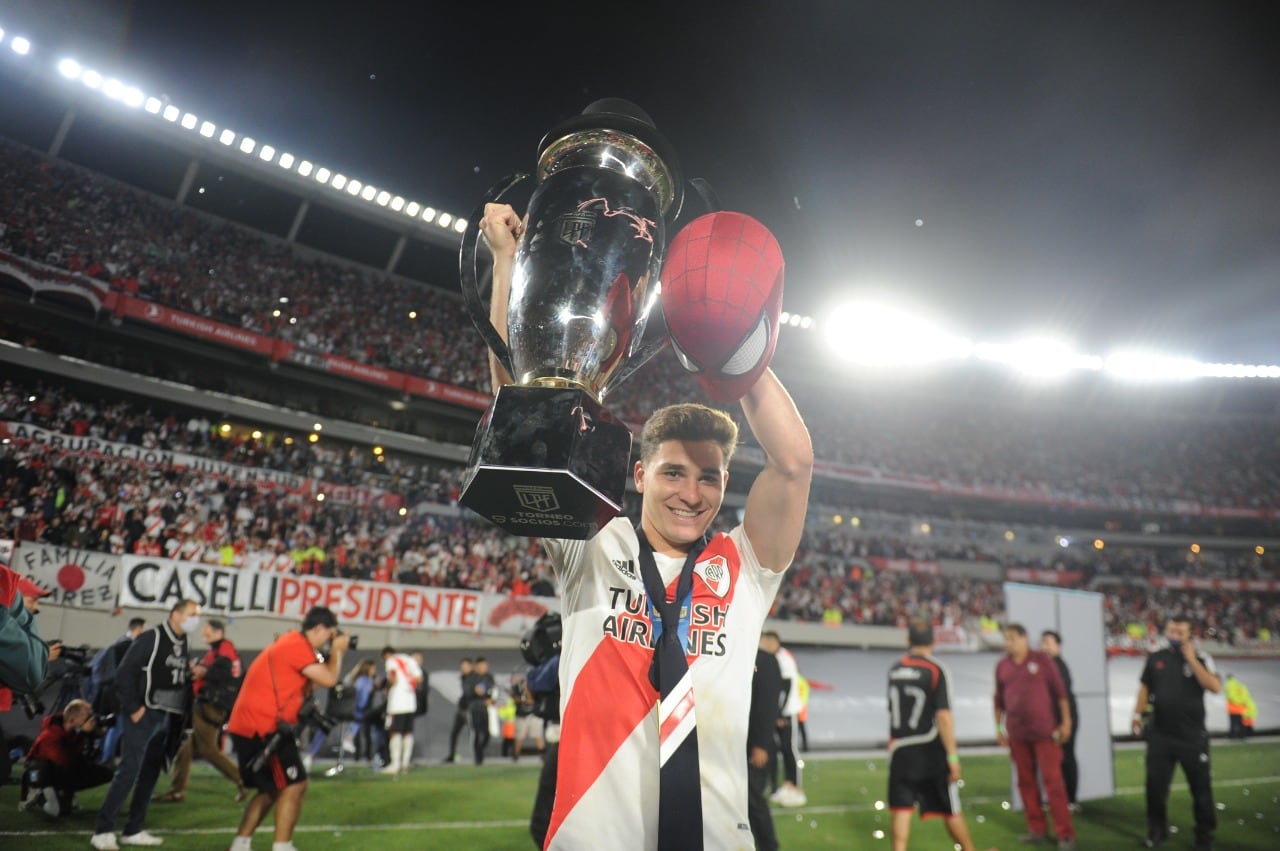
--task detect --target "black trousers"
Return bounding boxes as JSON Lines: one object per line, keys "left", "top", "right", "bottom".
{"left": 1228, "top": 714, "right": 1246, "bottom": 739}
{"left": 470, "top": 704, "right": 491, "bottom": 764}
{"left": 446, "top": 706, "right": 469, "bottom": 759}
{"left": 748, "top": 761, "right": 779, "bottom": 851}
{"left": 776, "top": 716, "right": 800, "bottom": 786}
{"left": 1146, "top": 730, "right": 1216, "bottom": 842}
{"left": 1060, "top": 726, "right": 1079, "bottom": 804}
{"left": 529, "top": 742, "right": 558, "bottom": 849}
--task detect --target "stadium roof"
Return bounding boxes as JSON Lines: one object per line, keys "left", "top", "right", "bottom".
{"left": 2, "top": 0, "right": 1278, "bottom": 367}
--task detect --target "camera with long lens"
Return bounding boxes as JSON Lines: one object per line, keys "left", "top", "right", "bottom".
{"left": 57, "top": 643, "right": 92, "bottom": 667}
{"left": 297, "top": 698, "right": 338, "bottom": 735}
{"left": 248, "top": 720, "right": 296, "bottom": 773}
{"left": 21, "top": 692, "right": 45, "bottom": 719}
{"left": 336, "top": 630, "right": 358, "bottom": 651}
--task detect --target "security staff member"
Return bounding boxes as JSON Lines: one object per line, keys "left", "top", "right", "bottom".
{"left": 1131, "top": 616, "right": 1221, "bottom": 851}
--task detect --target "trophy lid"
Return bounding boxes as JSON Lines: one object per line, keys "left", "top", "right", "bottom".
{"left": 537, "top": 98, "right": 685, "bottom": 217}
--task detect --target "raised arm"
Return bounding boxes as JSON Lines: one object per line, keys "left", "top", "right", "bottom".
{"left": 740, "top": 368, "right": 814, "bottom": 573}
{"left": 478, "top": 202, "right": 523, "bottom": 392}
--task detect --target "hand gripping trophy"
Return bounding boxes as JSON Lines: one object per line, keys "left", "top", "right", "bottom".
{"left": 458, "top": 99, "right": 684, "bottom": 539}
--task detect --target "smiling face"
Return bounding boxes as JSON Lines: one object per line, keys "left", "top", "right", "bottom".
{"left": 635, "top": 438, "right": 728, "bottom": 557}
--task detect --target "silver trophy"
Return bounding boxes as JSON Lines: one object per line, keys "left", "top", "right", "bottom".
{"left": 459, "top": 99, "right": 684, "bottom": 539}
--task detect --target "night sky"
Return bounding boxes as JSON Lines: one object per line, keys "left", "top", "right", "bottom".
{"left": 6, "top": 0, "right": 1279, "bottom": 363}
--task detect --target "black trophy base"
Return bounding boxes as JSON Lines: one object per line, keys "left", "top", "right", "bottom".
{"left": 460, "top": 385, "right": 632, "bottom": 539}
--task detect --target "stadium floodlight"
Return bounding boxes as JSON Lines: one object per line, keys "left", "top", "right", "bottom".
{"left": 10, "top": 36, "right": 31, "bottom": 56}
{"left": 331, "top": 173, "right": 348, "bottom": 190}
{"left": 390, "top": 196, "right": 405, "bottom": 211}
{"left": 1104, "top": 351, "right": 1200, "bottom": 381}
{"left": 258, "top": 144, "right": 276, "bottom": 162}
{"left": 375, "top": 190, "right": 391, "bottom": 206}
{"left": 218, "top": 128, "right": 235, "bottom": 145}
{"left": 453, "top": 218, "right": 467, "bottom": 233}
{"left": 360, "top": 185, "right": 376, "bottom": 201}
{"left": 314, "top": 166, "right": 331, "bottom": 183}
{"left": 404, "top": 201, "right": 421, "bottom": 217}
{"left": 199, "top": 121, "right": 216, "bottom": 138}
{"left": 180, "top": 112, "right": 198, "bottom": 130}
{"left": 102, "top": 78, "right": 125, "bottom": 100}
{"left": 1199, "top": 362, "right": 1280, "bottom": 379}
{"left": 421, "top": 206, "right": 436, "bottom": 223}
{"left": 162, "top": 104, "right": 180, "bottom": 122}
{"left": 122, "top": 87, "right": 145, "bottom": 108}
{"left": 296, "top": 159, "right": 313, "bottom": 177}
{"left": 345, "top": 179, "right": 362, "bottom": 195}
{"left": 277, "top": 152, "right": 295, "bottom": 169}
{"left": 825, "top": 301, "right": 972, "bottom": 366}
{"left": 438, "top": 212, "right": 453, "bottom": 228}
{"left": 239, "top": 136, "right": 256, "bottom": 154}
{"left": 144, "top": 97, "right": 163, "bottom": 114}
{"left": 82, "top": 69, "right": 103, "bottom": 90}
{"left": 57, "top": 58, "right": 82, "bottom": 80}
{"left": 975, "top": 338, "right": 1101, "bottom": 377}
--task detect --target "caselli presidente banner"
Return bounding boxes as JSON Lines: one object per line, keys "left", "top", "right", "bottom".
{"left": 118, "top": 555, "right": 556, "bottom": 635}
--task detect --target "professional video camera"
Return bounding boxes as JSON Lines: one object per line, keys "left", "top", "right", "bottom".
{"left": 21, "top": 643, "right": 95, "bottom": 719}
{"left": 521, "top": 612, "right": 563, "bottom": 723}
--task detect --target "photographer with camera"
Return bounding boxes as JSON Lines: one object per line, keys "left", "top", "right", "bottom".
{"left": 155, "top": 618, "right": 247, "bottom": 803}
{"left": 92, "top": 599, "right": 201, "bottom": 850}
{"left": 20, "top": 698, "right": 114, "bottom": 817}
{"left": 225, "top": 606, "right": 349, "bottom": 851}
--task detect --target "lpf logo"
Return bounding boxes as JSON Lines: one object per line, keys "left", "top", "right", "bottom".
{"left": 558, "top": 210, "right": 596, "bottom": 247}
{"left": 694, "top": 555, "right": 730, "bottom": 598}
{"left": 514, "top": 485, "right": 560, "bottom": 513}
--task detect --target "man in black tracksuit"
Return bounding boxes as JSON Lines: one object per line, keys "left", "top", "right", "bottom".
{"left": 444, "top": 658, "right": 474, "bottom": 763}
{"left": 748, "top": 635, "right": 784, "bottom": 851}
{"left": 1132, "top": 616, "right": 1221, "bottom": 851}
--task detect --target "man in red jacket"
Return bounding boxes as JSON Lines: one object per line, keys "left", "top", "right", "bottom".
{"left": 20, "top": 699, "right": 114, "bottom": 817}
{"left": 994, "top": 623, "right": 1075, "bottom": 850}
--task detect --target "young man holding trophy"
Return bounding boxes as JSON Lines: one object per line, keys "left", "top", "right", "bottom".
{"left": 473, "top": 97, "right": 812, "bottom": 851}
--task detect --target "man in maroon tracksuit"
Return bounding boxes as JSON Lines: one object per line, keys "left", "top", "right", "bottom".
{"left": 994, "top": 623, "right": 1075, "bottom": 850}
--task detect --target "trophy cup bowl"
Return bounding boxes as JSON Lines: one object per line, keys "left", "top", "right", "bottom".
{"left": 458, "top": 99, "right": 683, "bottom": 539}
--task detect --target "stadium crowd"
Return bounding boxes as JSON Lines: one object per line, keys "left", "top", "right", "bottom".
{"left": 6, "top": 138, "right": 1280, "bottom": 520}
{"left": 2, "top": 376, "right": 1277, "bottom": 643}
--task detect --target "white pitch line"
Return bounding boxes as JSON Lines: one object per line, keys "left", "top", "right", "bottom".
{"left": 3, "top": 775, "right": 1277, "bottom": 837}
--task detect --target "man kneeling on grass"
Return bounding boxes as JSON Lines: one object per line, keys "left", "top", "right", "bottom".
{"left": 225, "top": 606, "right": 349, "bottom": 851}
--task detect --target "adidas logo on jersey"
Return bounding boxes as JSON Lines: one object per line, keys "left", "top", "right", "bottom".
{"left": 611, "top": 559, "right": 637, "bottom": 580}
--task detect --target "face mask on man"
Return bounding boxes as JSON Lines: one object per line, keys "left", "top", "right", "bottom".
{"left": 180, "top": 614, "right": 201, "bottom": 635}
{"left": 1167, "top": 639, "right": 1182, "bottom": 653}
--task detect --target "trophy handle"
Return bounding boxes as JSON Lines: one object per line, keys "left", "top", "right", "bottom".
{"left": 459, "top": 172, "right": 529, "bottom": 381}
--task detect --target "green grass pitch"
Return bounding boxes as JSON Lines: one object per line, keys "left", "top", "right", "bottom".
{"left": 3, "top": 741, "right": 1277, "bottom": 849}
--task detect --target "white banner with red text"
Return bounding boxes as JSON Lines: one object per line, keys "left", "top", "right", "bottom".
{"left": 116, "top": 555, "right": 557, "bottom": 635}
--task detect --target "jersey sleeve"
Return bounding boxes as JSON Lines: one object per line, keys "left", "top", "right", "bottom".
{"left": 934, "top": 663, "right": 952, "bottom": 712}
{"left": 539, "top": 536, "right": 586, "bottom": 579}
{"left": 1139, "top": 655, "right": 1155, "bottom": 689}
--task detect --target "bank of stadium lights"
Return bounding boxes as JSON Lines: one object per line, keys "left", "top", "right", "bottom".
{"left": 813, "top": 299, "right": 1280, "bottom": 380}
{"left": 9, "top": 32, "right": 467, "bottom": 230}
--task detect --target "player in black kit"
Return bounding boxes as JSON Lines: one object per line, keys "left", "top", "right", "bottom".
{"left": 887, "top": 619, "right": 990, "bottom": 851}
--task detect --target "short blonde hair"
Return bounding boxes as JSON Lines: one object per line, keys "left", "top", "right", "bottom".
{"left": 63, "top": 699, "right": 92, "bottom": 723}
{"left": 640, "top": 403, "right": 738, "bottom": 465}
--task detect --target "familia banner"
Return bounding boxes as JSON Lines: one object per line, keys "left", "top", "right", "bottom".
{"left": 8, "top": 543, "right": 120, "bottom": 610}
{"left": 118, "top": 556, "right": 556, "bottom": 636}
